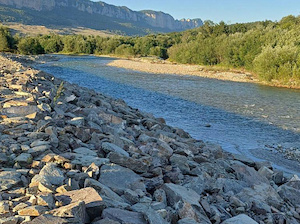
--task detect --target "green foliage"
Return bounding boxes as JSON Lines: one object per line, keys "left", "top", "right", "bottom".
{"left": 17, "top": 37, "right": 44, "bottom": 55}
{"left": 39, "top": 35, "right": 63, "bottom": 53}
{"left": 0, "top": 26, "right": 14, "bottom": 52}
{"left": 253, "top": 45, "right": 300, "bottom": 82}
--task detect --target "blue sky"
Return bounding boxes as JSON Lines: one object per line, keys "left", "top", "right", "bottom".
{"left": 92, "top": 0, "right": 300, "bottom": 23}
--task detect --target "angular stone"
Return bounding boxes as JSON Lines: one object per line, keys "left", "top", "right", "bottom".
{"left": 2, "top": 105, "right": 38, "bottom": 117}
{"left": 102, "top": 208, "right": 146, "bottom": 224}
{"left": 178, "top": 218, "right": 200, "bottom": 224}
{"left": 92, "top": 218, "right": 120, "bottom": 224}
{"left": 258, "top": 166, "right": 274, "bottom": 180}
{"left": 85, "top": 163, "right": 100, "bottom": 179}
{"left": 55, "top": 187, "right": 103, "bottom": 220}
{"left": 132, "top": 203, "right": 168, "bottom": 224}
{"left": 37, "top": 103, "right": 51, "bottom": 112}
{"left": 230, "top": 161, "right": 269, "bottom": 186}
{"left": 50, "top": 201, "right": 89, "bottom": 224}
{"left": 0, "top": 217, "right": 19, "bottom": 224}
{"left": 99, "top": 164, "right": 145, "bottom": 194}
{"left": 0, "top": 153, "right": 9, "bottom": 163}
{"left": 18, "top": 205, "right": 47, "bottom": 216}
{"left": 65, "top": 95, "right": 76, "bottom": 102}
{"left": 0, "top": 201, "right": 10, "bottom": 214}
{"left": 72, "top": 155, "right": 109, "bottom": 167}
{"left": 221, "top": 214, "right": 258, "bottom": 224}
{"left": 28, "top": 145, "right": 51, "bottom": 156}
{"left": 102, "top": 142, "right": 129, "bottom": 157}
{"left": 55, "top": 187, "right": 102, "bottom": 206}
{"left": 107, "top": 152, "right": 148, "bottom": 174}
{"left": 67, "top": 117, "right": 85, "bottom": 126}
{"left": 84, "top": 178, "right": 125, "bottom": 203}
{"left": 12, "top": 202, "right": 28, "bottom": 212}
{"left": 30, "top": 140, "right": 50, "bottom": 148}
{"left": 236, "top": 183, "right": 283, "bottom": 209}
{"left": 232, "top": 154, "right": 256, "bottom": 167}
{"left": 38, "top": 182, "right": 56, "bottom": 193}
{"left": 277, "top": 185, "right": 300, "bottom": 207}
{"left": 14, "top": 153, "right": 33, "bottom": 166}
{"left": 74, "top": 147, "right": 97, "bottom": 157}
{"left": 27, "top": 215, "right": 68, "bottom": 224}
{"left": 162, "top": 183, "right": 210, "bottom": 223}
{"left": 0, "top": 171, "right": 22, "bottom": 191}
{"left": 170, "top": 154, "right": 190, "bottom": 174}
{"left": 37, "top": 194, "right": 55, "bottom": 209}
{"left": 39, "top": 163, "right": 65, "bottom": 186}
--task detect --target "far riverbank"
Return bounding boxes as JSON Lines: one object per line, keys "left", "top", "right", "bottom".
{"left": 107, "top": 57, "right": 300, "bottom": 89}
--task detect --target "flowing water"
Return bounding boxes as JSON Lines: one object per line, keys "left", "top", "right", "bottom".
{"left": 38, "top": 55, "right": 300, "bottom": 174}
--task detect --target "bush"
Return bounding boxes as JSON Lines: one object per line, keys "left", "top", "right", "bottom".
{"left": 17, "top": 37, "right": 44, "bottom": 55}
{"left": 253, "top": 45, "right": 299, "bottom": 82}
{"left": 0, "top": 26, "right": 13, "bottom": 52}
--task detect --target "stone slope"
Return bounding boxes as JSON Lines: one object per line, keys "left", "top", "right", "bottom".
{"left": 0, "top": 54, "right": 299, "bottom": 223}
{"left": 0, "top": 0, "right": 203, "bottom": 34}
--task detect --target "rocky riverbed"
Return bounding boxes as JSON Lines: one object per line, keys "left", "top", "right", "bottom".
{"left": 0, "top": 54, "right": 300, "bottom": 224}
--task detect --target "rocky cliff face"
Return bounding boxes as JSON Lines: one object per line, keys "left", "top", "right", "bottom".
{"left": 0, "top": 0, "right": 203, "bottom": 31}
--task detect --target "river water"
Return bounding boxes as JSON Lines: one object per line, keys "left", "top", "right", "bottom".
{"left": 38, "top": 55, "right": 300, "bottom": 174}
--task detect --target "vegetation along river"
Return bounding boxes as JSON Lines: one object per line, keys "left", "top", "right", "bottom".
{"left": 38, "top": 55, "right": 300, "bottom": 174}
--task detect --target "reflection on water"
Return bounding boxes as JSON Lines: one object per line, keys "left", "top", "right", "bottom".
{"left": 38, "top": 55, "right": 300, "bottom": 169}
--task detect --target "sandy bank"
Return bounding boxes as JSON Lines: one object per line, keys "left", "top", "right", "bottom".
{"left": 107, "top": 58, "right": 259, "bottom": 83}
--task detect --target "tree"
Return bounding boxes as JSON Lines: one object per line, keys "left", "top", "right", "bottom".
{"left": 17, "top": 37, "right": 44, "bottom": 55}
{"left": 0, "top": 26, "right": 13, "bottom": 52}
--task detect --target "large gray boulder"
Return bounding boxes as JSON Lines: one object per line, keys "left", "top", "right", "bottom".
{"left": 39, "top": 163, "right": 65, "bottom": 186}
{"left": 107, "top": 152, "right": 148, "bottom": 174}
{"left": 221, "top": 214, "right": 258, "bottom": 224}
{"left": 102, "top": 142, "right": 129, "bottom": 157}
{"left": 162, "top": 183, "right": 211, "bottom": 223}
{"left": 0, "top": 171, "right": 22, "bottom": 191}
{"left": 99, "top": 164, "right": 146, "bottom": 194}
{"left": 102, "top": 208, "right": 147, "bottom": 224}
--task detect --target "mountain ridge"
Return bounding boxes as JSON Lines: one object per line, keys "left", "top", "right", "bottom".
{"left": 0, "top": 0, "right": 203, "bottom": 35}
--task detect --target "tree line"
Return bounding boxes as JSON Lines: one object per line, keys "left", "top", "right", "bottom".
{"left": 0, "top": 15, "right": 300, "bottom": 86}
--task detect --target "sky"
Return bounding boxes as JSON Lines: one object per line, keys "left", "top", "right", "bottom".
{"left": 92, "top": 0, "right": 300, "bottom": 24}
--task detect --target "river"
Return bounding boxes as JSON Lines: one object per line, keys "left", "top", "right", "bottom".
{"left": 38, "top": 55, "right": 300, "bottom": 174}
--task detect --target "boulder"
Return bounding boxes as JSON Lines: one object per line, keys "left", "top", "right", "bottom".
{"left": 84, "top": 178, "right": 125, "bottom": 203}
{"left": 49, "top": 201, "right": 89, "bottom": 223}
{"left": 107, "top": 152, "right": 148, "bottom": 174}
{"left": 39, "top": 163, "right": 65, "bottom": 186}
{"left": 230, "top": 161, "right": 269, "bottom": 186}
{"left": 162, "top": 183, "right": 211, "bottom": 223}
{"left": 102, "top": 142, "right": 129, "bottom": 157}
{"left": 27, "top": 215, "right": 69, "bottom": 224}
{"left": 74, "top": 147, "right": 98, "bottom": 157}
{"left": 14, "top": 153, "right": 33, "bottom": 166}
{"left": 0, "top": 171, "right": 22, "bottom": 191}
{"left": 221, "top": 214, "right": 258, "bottom": 224}
{"left": 0, "top": 217, "right": 19, "bottom": 224}
{"left": 102, "top": 208, "right": 146, "bottom": 224}
{"left": 99, "top": 164, "right": 145, "bottom": 194}
{"left": 0, "top": 201, "right": 10, "bottom": 214}
{"left": 55, "top": 187, "right": 103, "bottom": 220}
{"left": 18, "top": 205, "right": 47, "bottom": 216}
{"left": 132, "top": 203, "right": 169, "bottom": 224}
{"left": 277, "top": 185, "right": 300, "bottom": 207}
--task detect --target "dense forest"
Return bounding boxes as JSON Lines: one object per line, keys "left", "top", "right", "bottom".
{"left": 1, "top": 15, "right": 300, "bottom": 87}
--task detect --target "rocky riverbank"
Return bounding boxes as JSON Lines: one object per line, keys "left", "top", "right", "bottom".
{"left": 0, "top": 54, "right": 300, "bottom": 224}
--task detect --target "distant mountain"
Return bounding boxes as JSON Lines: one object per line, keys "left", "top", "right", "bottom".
{"left": 0, "top": 0, "right": 203, "bottom": 35}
